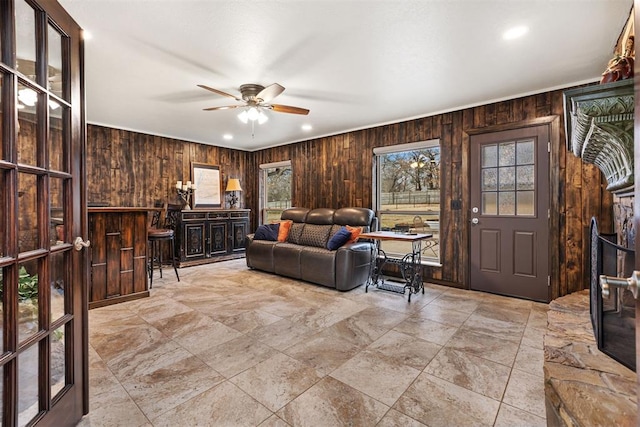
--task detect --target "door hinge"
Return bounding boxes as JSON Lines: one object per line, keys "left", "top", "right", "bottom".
{"left": 548, "top": 276, "right": 551, "bottom": 287}
{"left": 548, "top": 141, "right": 551, "bottom": 153}
{"left": 548, "top": 209, "right": 550, "bottom": 220}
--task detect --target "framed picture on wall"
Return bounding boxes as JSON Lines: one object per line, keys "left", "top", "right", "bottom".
{"left": 191, "top": 163, "right": 221, "bottom": 208}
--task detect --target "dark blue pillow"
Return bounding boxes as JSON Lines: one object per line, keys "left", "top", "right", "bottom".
{"left": 327, "top": 226, "right": 352, "bottom": 250}
{"left": 254, "top": 223, "right": 280, "bottom": 241}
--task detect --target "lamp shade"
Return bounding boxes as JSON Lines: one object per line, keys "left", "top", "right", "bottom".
{"left": 225, "top": 178, "right": 243, "bottom": 192}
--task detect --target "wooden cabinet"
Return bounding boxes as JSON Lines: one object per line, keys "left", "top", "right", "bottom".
{"left": 176, "top": 209, "right": 250, "bottom": 267}
{"left": 88, "top": 208, "right": 152, "bottom": 309}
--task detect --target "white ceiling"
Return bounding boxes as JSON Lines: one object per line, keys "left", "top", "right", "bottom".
{"left": 58, "top": 0, "right": 632, "bottom": 151}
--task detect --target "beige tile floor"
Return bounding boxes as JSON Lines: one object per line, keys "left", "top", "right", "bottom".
{"left": 78, "top": 259, "right": 548, "bottom": 427}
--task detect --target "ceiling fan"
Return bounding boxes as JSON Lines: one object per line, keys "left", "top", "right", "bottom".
{"left": 198, "top": 83, "right": 310, "bottom": 123}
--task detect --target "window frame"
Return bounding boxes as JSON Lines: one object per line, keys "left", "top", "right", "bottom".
{"left": 259, "top": 160, "right": 292, "bottom": 224}
{"left": 373, "top": 139, "right": 441, "bottom": 265}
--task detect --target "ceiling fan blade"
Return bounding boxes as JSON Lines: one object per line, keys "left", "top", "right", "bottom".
{"left": 197, "top": 84, "right": 242, "bottom": 101}
{"left": 270, "top": 104, "right": 310, "bottom": 115}
{"left": 203, "top": 105, "right": 242, "bottom": 111}
{"left": 257, "top": 83, "right": 285, "bottom": 103}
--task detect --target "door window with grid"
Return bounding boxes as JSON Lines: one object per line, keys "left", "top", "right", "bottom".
{"left": 481, "top": 139, "right": 535, "bottom": 216}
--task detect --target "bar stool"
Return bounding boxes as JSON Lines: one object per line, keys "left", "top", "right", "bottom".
{"left": 148, "top": 202, "right": 180, "bottom": 287}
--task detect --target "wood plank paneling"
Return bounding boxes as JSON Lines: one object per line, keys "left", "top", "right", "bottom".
{"left": 248, "top": 89, "right": 612, "bottom": 299}
{"left": 87, "top": 86, "right": 613, "bottom": 300}
{"left": 87, "top": 125, "right": 251, "bottom": 210}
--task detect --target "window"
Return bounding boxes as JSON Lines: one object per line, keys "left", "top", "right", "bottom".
{"left": 259, "top": 160, "right": 292, "bottom": 224}
{"left": 480, "top": 139, "right": 535, "bottom": 216}
{"left": 374, "top": 140, "right": 441, "bottom": 263}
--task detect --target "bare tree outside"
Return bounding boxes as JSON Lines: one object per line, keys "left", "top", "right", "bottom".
{"left": 263, "top": 164, "right": 292, "bottom": 223}
{"left": 377, "top": 147, "right": 441, "bottom": 260}
{"left": 379, "top": 148, "right": 440, "bottom": 210}
{"left": 267, "top": 167, "right": 291, "bottom": 207}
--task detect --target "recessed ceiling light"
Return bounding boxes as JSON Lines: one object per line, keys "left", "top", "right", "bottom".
{"left": 503, "top": 26, "right": 528, "bottom": 40}
{"left": 82, "top": 30, "right": 93, "bottom": 40}
{"left": 301, "top": 124, "right": 312, "bottom": 131}
{"left": 223, "top": 134, "right": 233, "bottom": 140}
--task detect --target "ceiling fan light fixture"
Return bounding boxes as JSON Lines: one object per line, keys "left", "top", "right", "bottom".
{"left": 201, "top": 83, "right": 308, "bottom": 127}
{"left": 238, "top": 107, "right": 269, "bottom": 124}
{"left": 247, "top": 107, "right": 259, "bottom": 121}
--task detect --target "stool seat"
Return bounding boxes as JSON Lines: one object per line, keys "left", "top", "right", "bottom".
{"left": 147, "top": 204, "right": 180, "bottom": 287}
{"left": 148, "top": 229, "right": 174, "bottom": 239}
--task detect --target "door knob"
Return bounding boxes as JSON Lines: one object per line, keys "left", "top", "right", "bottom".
{"left": 600, "top": 271, "right": 640, "bottom": 300}
{"left": 74, "top": 237, "right": 91, "bottom": 251}
{"left": 471, "top": 218, "right": 479, "bottom": 225}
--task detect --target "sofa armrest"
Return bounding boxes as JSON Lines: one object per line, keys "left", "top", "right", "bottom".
{"left": 339, "top": 241, "right": 373, "bottom": 252}
{"left": 335, "top": 241, "right": 375, "bottom": 291}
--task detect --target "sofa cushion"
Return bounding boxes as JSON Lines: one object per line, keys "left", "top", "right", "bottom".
{"left": 254, "top": 223, "right": 279, "bottom": 241}
{"left": 327, "top": 227, "right": 352, "bottom": 250}
{"left": 246, "top": 240, "right": 276, "bottom": 272}
{"left": 334, "top": 207, "right": 375, "bottom": 232}
{"left": 299, "top": 224, "right": 332, "bottom": 248}
{"left": 287, "top": 223, "right": 305, "bottom": 244}
{"left": 301, "top": 246, "right": 336, "bottom": 288}
{"left": 305, "top": 208, "right": 335, "bottom": 225}
{"left": 273, "top": 243, "right": 304, "bottom": 278}
{"left": 281, "top": 207, "right": 310, "bottom": 222}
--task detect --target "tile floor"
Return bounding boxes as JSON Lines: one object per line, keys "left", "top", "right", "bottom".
{"left": 78, "top": 259, "right": 548, "bottom": 427}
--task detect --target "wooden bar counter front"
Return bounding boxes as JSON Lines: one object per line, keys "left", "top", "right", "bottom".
{"left": 88, "top": 207, "right": 154, "bottom": 309}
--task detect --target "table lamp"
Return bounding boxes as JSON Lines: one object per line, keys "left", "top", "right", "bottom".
{"left": 226, "top": 178, "right": 242, "bottom": 208}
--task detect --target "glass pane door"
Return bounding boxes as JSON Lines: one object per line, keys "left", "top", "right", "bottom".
{"left": 1, "top": 1, "right": 87, "bottom": 425}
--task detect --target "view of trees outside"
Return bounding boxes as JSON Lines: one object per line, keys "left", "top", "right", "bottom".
{"left": 264, "top": 164, "right": 292, "bottom": 223}
{"left": 260, "top": 149, "right": 440, "bottom": 261}
{"left": 377, "top": 147, "right": 441, "bottom": 261}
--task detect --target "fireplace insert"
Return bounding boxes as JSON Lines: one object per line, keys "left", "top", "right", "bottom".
{"left": 590, "top": 217, "right": 636, "bottom": 371}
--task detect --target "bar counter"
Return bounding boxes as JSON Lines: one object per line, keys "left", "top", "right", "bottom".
{"left": 88, "top": 207, "right": 157, "bottom": 309}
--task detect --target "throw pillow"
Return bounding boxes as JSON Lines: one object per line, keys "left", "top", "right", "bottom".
{"left": 275, "top": 220, "right": 293, "bottom": 242}
{"left": 254, "top": 223, "right": 280, "bottom": 241}
{"left": 346, "top": 225, "right": 363, "bottom": 243}
{"left": 327, "top": 226, "right": 352, "bottom": 250}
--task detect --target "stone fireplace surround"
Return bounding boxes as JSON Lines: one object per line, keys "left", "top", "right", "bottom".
{"left": 544, "top": 192, "right": 636, "bottom": 425}
{"left": 554, "top": 73, "right": 637, "bottom": 427}
{"left": 544, "top": 290, "right": 636, "bottom": 426}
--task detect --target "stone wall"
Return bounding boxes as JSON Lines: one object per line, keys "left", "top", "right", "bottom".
{"left": 544, "top": 291, "right": 636, "bottom": 426}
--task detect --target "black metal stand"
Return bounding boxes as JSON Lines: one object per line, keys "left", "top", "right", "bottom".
{"left": 365, "top": 238, "right": 425, "bottom": 302}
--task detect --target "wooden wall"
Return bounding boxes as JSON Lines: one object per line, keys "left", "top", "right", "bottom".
{"left": 86, "top": 126, "right": 250, "bottom": 208}
{"left": 87, "top": 87, "right": 614, "bottom": 300}
{"left": 247, "top": 89, "right": 614, "bottom": 299}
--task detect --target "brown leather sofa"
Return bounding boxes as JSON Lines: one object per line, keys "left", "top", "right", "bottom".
{"left": 245, "top": 207, "right": 377, "bottom": 291}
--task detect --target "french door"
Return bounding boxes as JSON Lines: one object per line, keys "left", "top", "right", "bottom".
{"left": 0, "top": 1, "right": 87, "bottom": 426}
{"left": 469, "top": 125, "right": 550, "bottom": 302}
